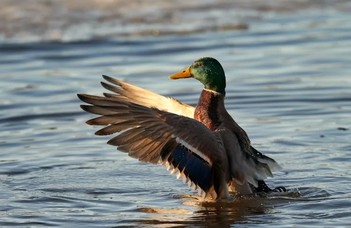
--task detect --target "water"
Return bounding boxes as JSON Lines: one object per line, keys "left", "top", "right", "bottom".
{"left": 1, "top": 1, "right": 351, "bottom": 227}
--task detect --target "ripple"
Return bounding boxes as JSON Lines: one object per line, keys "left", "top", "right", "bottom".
{"left": 0, "top": 3, "right": 350, "bottom": 227}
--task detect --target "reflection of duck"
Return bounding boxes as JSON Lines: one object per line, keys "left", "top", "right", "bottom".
{"left": 137, "top": 196, "right": 268, "bottom": 227}
{"left": 78, "top": 57, "right": 285, "bottom": 200}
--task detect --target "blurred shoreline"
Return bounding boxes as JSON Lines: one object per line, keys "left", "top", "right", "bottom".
{"left": 1, "top": 0, "right": 350, "bottom": 43}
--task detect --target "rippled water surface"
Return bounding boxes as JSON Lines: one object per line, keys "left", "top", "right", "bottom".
{"left": 1, "top": 1, "right": 351, "bottom": 227}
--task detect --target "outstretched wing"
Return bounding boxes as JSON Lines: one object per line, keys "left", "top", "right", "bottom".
{"left": 77, "top": 77, "right": 225, "bottom": 198}
{"left": 101, "top": 75, "right": 195, "bottom": 118}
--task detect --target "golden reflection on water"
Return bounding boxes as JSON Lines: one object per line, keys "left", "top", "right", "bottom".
{"left": 137, "top": 190, "right": 305, "bottom": 227}
{"left": 137, "top": 195, "right": 271, "bottom": 227}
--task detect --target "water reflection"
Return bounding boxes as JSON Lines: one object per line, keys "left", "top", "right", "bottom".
{"left": 193, "top": 198, "right": 268, "bottom": 227}
{"left": 137, "top": 191, "right": 303, "bottom": 227}
{"left": 135, "top": 187, "right": 332, "bottom": 227}
{"left": 137, "top": 199, "right": 267, "bottom": 227}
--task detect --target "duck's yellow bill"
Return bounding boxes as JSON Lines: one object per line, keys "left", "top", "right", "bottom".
{"left": 169, "top": 66, "right": 191, "bottom": 79}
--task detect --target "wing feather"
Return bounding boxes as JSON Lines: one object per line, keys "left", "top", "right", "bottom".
{"left": 86, "top": 114, "right": 129, "bottom": 125}
{"left": 250, "top": 146, "right": 282, "bottom": 172}
{"left": 101, "top": 75, "right": 195, "bottom": 117}
{"left": 77, "top": 76, "right": 228, "bottom": 199}
{"left": 81, "top": 105, "right": 121, "bottom": 115}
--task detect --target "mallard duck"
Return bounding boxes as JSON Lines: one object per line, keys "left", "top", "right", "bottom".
{"left": 78, "top": 57, "right": 285, "bottom": 200}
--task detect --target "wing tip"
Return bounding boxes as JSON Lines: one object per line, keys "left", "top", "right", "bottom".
{"left": 95, "top": 128, "right": 110, "bottom": 136}
{"left": 77, "top": 93, "right": 87, "bottom": 102}
{"left": 102, "top": 74, "right": 112, "bottom": 81}
{"left": 102, "top": 75, "right": 122, "bottom": 86}
{"left": 80, "top": 104, "right": 91, "bottom": 112}
{"left": 85, "top": 118, "right": 96, "bottom": 125}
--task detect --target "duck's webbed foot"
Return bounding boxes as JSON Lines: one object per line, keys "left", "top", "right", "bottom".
{"left": 252, "top": 180, "right": 286, "bottom": 193}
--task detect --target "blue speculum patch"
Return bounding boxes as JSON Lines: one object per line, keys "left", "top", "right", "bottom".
{"left": 167, "top": 144, "right": 212, "bottom": 192}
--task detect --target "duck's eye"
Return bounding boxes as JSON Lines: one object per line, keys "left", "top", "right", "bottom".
{"left": 192, "top": 62, "right": 203, "bottom": 68}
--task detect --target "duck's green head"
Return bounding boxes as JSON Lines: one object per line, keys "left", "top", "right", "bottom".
{"left": 169, "top": 57, "right": 226, "bottom": 94}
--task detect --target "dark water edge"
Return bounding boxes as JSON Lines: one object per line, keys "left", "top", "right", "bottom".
{"left": 1, "top": 2, "right": 351, "bottom": 227}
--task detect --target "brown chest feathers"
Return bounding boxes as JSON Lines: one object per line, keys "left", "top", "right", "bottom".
{"left": 194, "top": 89, "right": 225, "bottom": 131}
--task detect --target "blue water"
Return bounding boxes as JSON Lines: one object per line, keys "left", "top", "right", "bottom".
{"left": 0, "top": 3, "right": 350, "bottom": 227}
